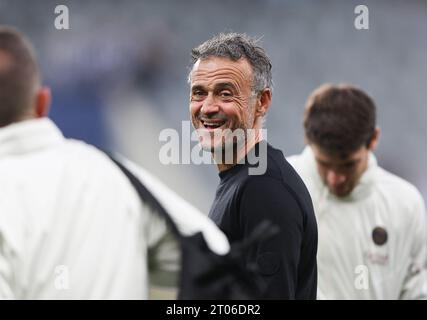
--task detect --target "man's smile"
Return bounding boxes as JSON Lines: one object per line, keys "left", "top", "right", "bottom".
{"left": 199, "top": 117, "right": 228, "bottom": 131}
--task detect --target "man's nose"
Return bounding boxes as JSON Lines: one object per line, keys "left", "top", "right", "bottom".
{"left": 201, "top": 94, "right": 219, "bottom": 115}
{"left": 326, "top": 170, "right": 346, "bottom": 186}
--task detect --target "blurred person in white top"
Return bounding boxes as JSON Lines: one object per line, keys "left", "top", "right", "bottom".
{"left": 0, "top": 26, "right": 229, "bottom": 299}
{"left": 288, "top": 84, "right": 427, "bottom": 299}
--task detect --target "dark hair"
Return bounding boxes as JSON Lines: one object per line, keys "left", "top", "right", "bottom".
{"left": 304, "top": 84, "right": 377, "bottom": 156}
{"left": 190, "top": 33, "right": 272, "bottom": 93}
{"left": 0, "top": 26, "right": 40, "bottom": 127}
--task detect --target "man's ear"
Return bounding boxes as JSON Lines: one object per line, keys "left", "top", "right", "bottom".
{"left": 255, "top": 88, "right": 272, "bottom": 118}
{"left": 368, "top": 127, "right": 380, "bottom": 151}
{"left": 34, "top": 86, "right": 51, "bottom": 118}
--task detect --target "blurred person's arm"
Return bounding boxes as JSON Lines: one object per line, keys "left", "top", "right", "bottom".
{"left": 400, "top": 193, "right": 427, "bottom": 300}
{"left": 117, "top": 156, "right": 229, "bottom": 299}
{"left": 0, "top": 196, "right": 20, "bottom": 299}
{"left": 145, "top": 208, "right": 180, "bottom": 298}
{"left": 0, "top": 233, "right": 17, "bottom": 299}
{"left": 316, "top": 287, "right": 327, "bottom": 300}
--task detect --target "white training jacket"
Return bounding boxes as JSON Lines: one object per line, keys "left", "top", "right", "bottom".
{"left": 288, "top": 147, "right": 427, "bottom": 300}
{"left": 0, "top": 118, "right": 229, "bottom": 299}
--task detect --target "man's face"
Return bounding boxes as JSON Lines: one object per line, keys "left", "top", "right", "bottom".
{"left": 189, "top": 56, "right": 257, "bottom": 152}
{"left": 311, "top": 144, "right": 371, "bottom": 197}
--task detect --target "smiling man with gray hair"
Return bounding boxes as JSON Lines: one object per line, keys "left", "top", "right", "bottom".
{"left": 189, "top": 33, "right": 318, "bottom": 299}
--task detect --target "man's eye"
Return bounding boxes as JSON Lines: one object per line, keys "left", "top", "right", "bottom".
{"left": 317, "top": 162, "right": 328, "bottom": 168}
{"left": 344, "top": 165, "right": 355, "bottom": 170}
{"left": 342, "top": 163, "right": 355, "bottom": 169}
{"left": 191, "top": 91, "right": 206, "bottom": 102}
{"left": 220, "top": 91, "right": 232, "bottom": 97}
{"left": 192, "top": 91, "right": 206, "bottom": 99}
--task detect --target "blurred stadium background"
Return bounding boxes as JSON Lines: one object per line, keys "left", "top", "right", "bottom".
{"left": 1, "top": 0, "right": 426, "bottom": 214}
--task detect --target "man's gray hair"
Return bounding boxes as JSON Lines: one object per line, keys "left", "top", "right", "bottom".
{"left": 190, "top": 33, "right": 273, "bottom": 93}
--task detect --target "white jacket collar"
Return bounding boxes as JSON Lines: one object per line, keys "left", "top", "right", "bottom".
{"left": 0, "top": 118, "right": 64, "bottom": 157}
{"left": 302, "top": 146, "right": 378, "bottom": 201}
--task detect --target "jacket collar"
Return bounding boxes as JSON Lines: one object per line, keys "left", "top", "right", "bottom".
{"left": 0, "top": 118, "right": 64, "bottom": 157}
{"left": 301, "top": 146, "right": 377, "bottom": 201}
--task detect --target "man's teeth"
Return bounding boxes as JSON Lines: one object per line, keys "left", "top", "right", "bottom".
{"left": 203, "top": 121, "right": 225, "bottom": 128}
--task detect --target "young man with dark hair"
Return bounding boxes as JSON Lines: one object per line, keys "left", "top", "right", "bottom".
{"left": 189, "top": 33, "right": 318, "bottom": 299}
{"left": 288, "top": 83, "right": 427, "bottom": 299}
